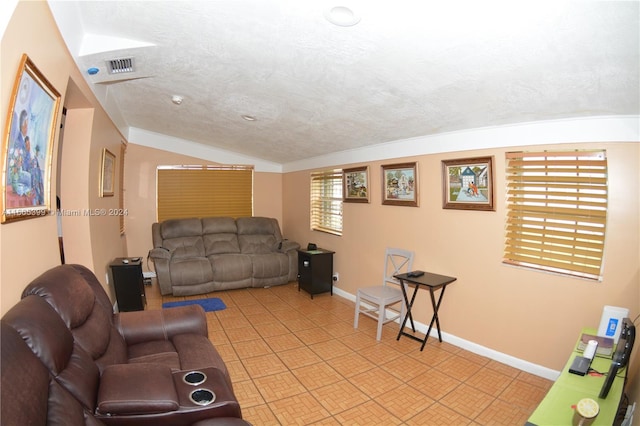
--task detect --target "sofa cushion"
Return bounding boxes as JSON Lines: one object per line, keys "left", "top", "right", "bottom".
{"left": 164, "top": 236, "right": 205, "bottom": 257}
{"left": 23, "top": 264, "right": 128, "bottom": 368}
{"left": 1, "top": 320, "right": 92, "bottom": 426}
{"left": 202, "top": 217, "right": 241, "bottom": 255}
{"left": 160, "top": 217, "right": 203, "bottom": 239}
{"left": 0, "top": 322, "right": 51, "bottom": 426}
{"left": 2, "top": 295, "right": 100, "bottom": 413}
{"left": 4, "top": 295, "right": 75, "bottom": 374}
{"left": 170, "top": 257, "right": 214, "bottom": 286}
{"left": 238, "top": 234, "right": 277, "bottom": 254}
{"left": 237, "top": 217, "right": 282, "bottom": 254}
{"left": 172, "top": 242, "right": 205, "bottom": 259}
{"left": 251, "top": 253, "right": 289, "bottom": 278}
{"left": 94, "top": 328, "right": 130, "bottom": 373}
{"left": 208, "top": 254, "right": 253, "bottom": 281}
{"left": 204, "top": 233, "right": 240, "bottom": 255}
{"left": 127, "top": 340, "right": 181, "bottom": 370}
{"left": 236, "top": 217, "right": 282, "bottom": 240}
{"left": 22, "top": 265, "right": 97, "bottom": 328}
{"left": 202, "top": 217, "right": 237, "bottom": 234}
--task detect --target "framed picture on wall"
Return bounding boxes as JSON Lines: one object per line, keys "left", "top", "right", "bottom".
{"left": 381, "top": 162, "right": 418, "bottom": 206}
{"left": 441, "top": 156, "right": 494, "bottom": 211}
{"left": 100, "top": 149, "right": 116, "bottom": 197}
{"left": 343, "top": 166, "right": 369, "bottom": 203}
{"left": 1, "top": 54, "right": 61, "bottom": 223}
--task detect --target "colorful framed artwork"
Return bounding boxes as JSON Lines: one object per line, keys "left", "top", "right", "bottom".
{"left": 1, "top": 54, "right": 61, "bottom": 223}
{"left": 441, "top": 156, "right": 494, "bottom": 211}
{"left": 100, "top": 149, "right": 116, "bottom": 197}
{"left": 381, "top": 162, "right": 418, "bottom": 206}
{"left": 343, "top": 166, "right": 369, "bottom": 203}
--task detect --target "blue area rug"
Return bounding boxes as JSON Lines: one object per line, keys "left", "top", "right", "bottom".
{"left": 162, "top": 298, "right": 226, "bottom": 312}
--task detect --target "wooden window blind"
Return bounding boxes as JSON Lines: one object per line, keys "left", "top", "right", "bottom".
{"left": 310, "top": 169, "right": 343, "bottom": 236}
{"left": 157, "top": 166, "right": 253, "bottom": 222}
{"left": 504, "top": 150, "right": 608, "bottom": 280}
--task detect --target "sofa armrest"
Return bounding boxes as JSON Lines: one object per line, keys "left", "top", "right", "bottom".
{"left": 148, "top": 248, "right": 174, "bottom": 295}
{"left": 149, "top": 247, "right": 172, "bottom": 260}
{"left": 279, "top": 239, "right": 300, "bottom": 253}
{"left": 97, "top": 363, "right": 179, "bottom": 415}
{"left": 114, "top": 305, "right": 208, "bottom": 346}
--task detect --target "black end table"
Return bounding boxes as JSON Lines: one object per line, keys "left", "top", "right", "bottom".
{"left": 297, "top": 248, "right": 334, "bottom": 299}
{"left": 109, "top": 257, "right": 146, "bottom": 312}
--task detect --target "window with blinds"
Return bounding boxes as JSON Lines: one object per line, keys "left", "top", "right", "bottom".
{"left": 504, "top": 150, "right": 608, "bottom": 280}
{"left": 157, "top": 166, "right": 253, "bottom": 222}
{"left": 310, "top": 170, "right": 343, "bottom": 236}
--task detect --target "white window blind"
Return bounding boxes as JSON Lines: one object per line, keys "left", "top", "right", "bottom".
{"left": 504, "top": 150, "right": 608, "bottom": 280}
{"left": 310, "top": 170, "right": 343, "bottom": 236}
{"left": 157, "top": 166, "right": 253, "bottom": 222}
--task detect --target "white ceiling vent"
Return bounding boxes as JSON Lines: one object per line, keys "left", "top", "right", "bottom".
{"left": 107, "top": 57, "right": 135, "bottom": 74}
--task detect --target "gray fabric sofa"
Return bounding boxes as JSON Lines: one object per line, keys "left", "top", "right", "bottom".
{"left": 150, "top": 217, "right": 300, "bottom": 296}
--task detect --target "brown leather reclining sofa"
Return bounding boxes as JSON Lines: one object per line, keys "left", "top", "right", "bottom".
{"left": 0, "top": 264, "right": 250, "bottom": 426}
{"left": 149, "top": 216, "right": 300, "bottom": 296}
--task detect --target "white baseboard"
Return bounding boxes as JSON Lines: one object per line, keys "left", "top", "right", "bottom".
{"left": 337, "top": 286, "right": 560, "bottom": 381}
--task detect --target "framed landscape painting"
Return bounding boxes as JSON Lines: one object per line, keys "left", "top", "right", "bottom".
{"left": 343, "top": 166, "right": 369, "bottom": 203}
{"left": 381, "top": 162, "right": 418, "bottom": 206}
{"left": 1, "top": 54, "right": 60, "bottom": 223}
{"left": 441, "top": 156, "right": 494, "bottom": 211}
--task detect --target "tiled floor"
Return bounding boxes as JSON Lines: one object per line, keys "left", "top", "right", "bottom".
{"left": 147, "top": 281, "right": 552, "bottom": 425}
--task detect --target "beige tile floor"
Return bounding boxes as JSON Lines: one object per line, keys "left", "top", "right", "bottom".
{"left": 148, "top": 281, "right": 552, "bottom": 425}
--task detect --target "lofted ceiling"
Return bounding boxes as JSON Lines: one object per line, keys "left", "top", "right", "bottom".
{"left": 49, "top": 1, "right": 639, "bottom": 165}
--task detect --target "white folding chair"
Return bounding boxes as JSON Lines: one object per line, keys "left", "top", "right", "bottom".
{"left": 354, "top": 247, "right": 415, "bottom": 341}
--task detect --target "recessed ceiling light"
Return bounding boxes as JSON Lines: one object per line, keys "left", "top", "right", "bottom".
{"left": 325, "top": 6, "right": 361, "bottom": 27}
{"left": 241, "top": 115, "right": 257, "bottom": 121}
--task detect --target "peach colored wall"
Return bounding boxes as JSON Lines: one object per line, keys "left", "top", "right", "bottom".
{"left": 1, "top": 1, "right": 126, "bottom": 315}
{"left": 86, "top": 109, "right": 128, "bottom": 279}
{"left": 283, "top": 142, "right": 639, "bottom": 372}
{"left": 253, "top": 172, "right": 283, "bottom": 225}
{"left": 123, "top": 143, "right": 283, "bottom": 273}
{"left": 58, "top": 109, "right": 94, "bottom": 268}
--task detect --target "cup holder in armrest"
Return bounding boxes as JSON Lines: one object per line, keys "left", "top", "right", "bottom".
{"left": 183, "top": 371, "right": 207, "bottom": 386}
{"left": 189, "top": 388, "right": 216, "bottom": 406}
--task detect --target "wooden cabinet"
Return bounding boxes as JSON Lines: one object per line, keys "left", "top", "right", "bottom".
{"left": 109, "top": 258, "right": 146, "bottom": 312}
{"left": 297, "top": 249, "right": 334, "bottom": 299}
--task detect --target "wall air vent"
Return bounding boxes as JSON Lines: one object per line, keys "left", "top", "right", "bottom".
{"left": 107, "top": 57, "right": 135, "bottom": 74}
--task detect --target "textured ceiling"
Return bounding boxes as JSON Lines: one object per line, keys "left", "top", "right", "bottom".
{"left": 54, "top": 1, "right": 638, "bottom": 164}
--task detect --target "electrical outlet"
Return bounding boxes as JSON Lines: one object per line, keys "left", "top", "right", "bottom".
{"left": 332, "top": 273, "right": 339, "bottom": 282}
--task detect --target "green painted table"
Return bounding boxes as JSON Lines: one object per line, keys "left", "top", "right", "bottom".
{"left": 527, "top": 328, "right": 626, "bottom": 425}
